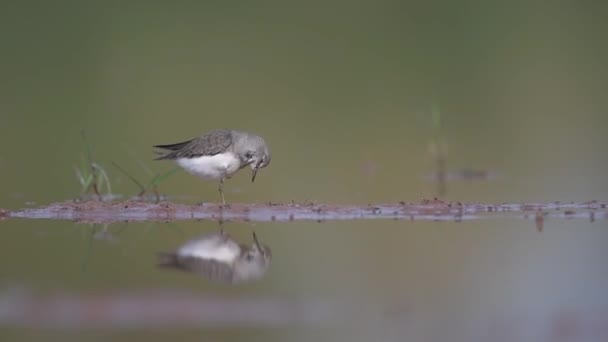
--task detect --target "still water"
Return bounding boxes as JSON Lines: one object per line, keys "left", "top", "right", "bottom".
{"left": 1, "top": 214, "right": 607, "bottom": 341}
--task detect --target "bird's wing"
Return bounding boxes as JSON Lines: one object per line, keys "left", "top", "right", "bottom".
{"left": 161, "top": 256, "right": 235, "bottom": 283}
{"left": 153, "top": 140, "right": 194, "bottom": 151}
{"left": 154, "top": 129, "right": 233, "bottom": 160}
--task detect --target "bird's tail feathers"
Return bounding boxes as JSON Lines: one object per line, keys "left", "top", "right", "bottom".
{"left": 157, "top": 252, "right": 180, "bottom": 268}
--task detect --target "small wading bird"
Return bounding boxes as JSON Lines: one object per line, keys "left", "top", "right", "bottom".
{"left": 154, "top": 129, "right": 271, "bottom": 204}
{"left": 157, "top": 230, "right": 272, "bottom": 284}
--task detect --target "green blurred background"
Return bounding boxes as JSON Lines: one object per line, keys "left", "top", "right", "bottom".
{"left": 1, "top": 1, "right": 607, "bottom": 341}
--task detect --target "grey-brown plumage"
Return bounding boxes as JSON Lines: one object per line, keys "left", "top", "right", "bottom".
{"left": 154, "top": 129, "right": 271, "bottom": 204}
{"left": 154, "top": 129, "right": 234, "bottom": 160}
{"left": 157, "top": 231, "right": 272, "bottom": 284}
{"left": 157, "top": 253, "right": 237, "bottom": 282}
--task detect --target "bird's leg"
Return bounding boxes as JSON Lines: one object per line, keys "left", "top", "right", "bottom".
{"left": 218, "top": 177, "right": 226, "bottom": 205}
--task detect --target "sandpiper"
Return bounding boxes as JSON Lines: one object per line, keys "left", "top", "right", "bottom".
{"left": 154, "top": 129, "right": 271, "bottom": 204}
{"left": 157, "top": 230, "right": 272, "bottom": 284}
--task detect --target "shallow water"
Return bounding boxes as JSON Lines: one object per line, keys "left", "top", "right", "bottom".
{"left": 1, "top": 204, "right": 608, "bottom": 341}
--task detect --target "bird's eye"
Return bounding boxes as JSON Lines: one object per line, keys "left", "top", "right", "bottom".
{"left": 246, "top": 252, "right": 255, "bottom": 261}
{"left": 245, "top": 152, "right": 254, "bottom": 159}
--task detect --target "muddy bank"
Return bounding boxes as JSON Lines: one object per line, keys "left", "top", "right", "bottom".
{"left": 4, "top": 199, "right": 607, "bottom": 224}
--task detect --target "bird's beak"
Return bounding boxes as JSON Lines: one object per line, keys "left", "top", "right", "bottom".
{"left": 251, "top": 167, "right": 258, "bottom": 183}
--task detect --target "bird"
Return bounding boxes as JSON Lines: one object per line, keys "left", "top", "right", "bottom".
{"left": 157, "top": 230, "right": 272, "bottom": 284}
{"left": 154, "top": 129, "right": 271, "bottom": 204}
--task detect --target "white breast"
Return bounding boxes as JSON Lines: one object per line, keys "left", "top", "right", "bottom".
{"left": 176, "top": 152, "right": 241, "bottom": 180}
{"left": 178, "top": 239, "right": 241, "bottom": 263}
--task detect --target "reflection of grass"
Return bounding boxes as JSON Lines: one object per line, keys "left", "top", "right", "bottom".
{"left": 81, "top": 223, "right": 126, "bottom": 272}
{"left": 112, "top": 160, "right": 179, "bottom": 202}
{"left": 74, "top": 131, "right": 112, "bottom": 200}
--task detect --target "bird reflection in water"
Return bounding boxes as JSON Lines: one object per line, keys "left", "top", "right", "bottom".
{"left": 158, "top": 230, "right": 272, "bottom": 284}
